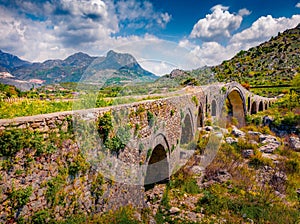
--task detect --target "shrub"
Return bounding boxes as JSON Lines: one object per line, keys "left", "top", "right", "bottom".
{"left": 46, "top": 176, "right": 65, "bottom": 206}
{"left": 9, "top": 186, "right": 33, "bottom": 210}
{"left": 147, "top": 111, "right": 155, "bottom": 127}
{"left": 91, "top": 173, "right": 104, "bottom": 200}
{"left": 0, "top": 129, "right": 44, "bottom": 157}
{"left": 98, "top": 112, "right": 113, "bottom": 142}
{"left": 68, "top": 153, "right": 90, "bottom": 177}
{"left": 32, "top": 210, "right": 52, "bottom": 224}
{"left": 249, "top": 152, "right": 273, "bottom": 169}
{"left": 192, "top": 96, "right": 199, "bottom": 106}
{"left": 285, "top": 159, "right": 300, "bottom": 174}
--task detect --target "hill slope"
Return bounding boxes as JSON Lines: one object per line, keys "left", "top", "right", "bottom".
{"left": 212, "top": 24, "right": 300, "bottom": 86}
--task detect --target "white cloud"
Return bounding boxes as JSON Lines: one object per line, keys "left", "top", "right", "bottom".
{"left": 230, "top": 15, "right": 300, "bottom": 47}
{"left": 0, "top": 0, "right": 172, "bottom": 68}
{"left": 296, "top": 2, "right": 300, "bottom": 8}
{"left": 184, "top": 14, "right": 300, "bottom": 68}
{"left": 115, "top": 0, "right": 171, "bottom": 29}
{"left": 238, "top": 8, "right": 251, "bottom": 17}
{"left": 190, "top": 5, "right": 249, "bottom": 41}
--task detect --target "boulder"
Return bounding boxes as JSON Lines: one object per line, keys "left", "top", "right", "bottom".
{"left": 213, "top": 170, "right": 232, "bottom": 183}
{"left": 290, "top": 136, "right": 300, "bottom": 150}
{"left": 169, "top": 207, "right": 180, "bottom": 214}
{"left": 249, "top": 140, "right": 258, "bottom": 145}
{"left": 205, "top": 126, "right": 213, "bottom": 132}
{"left": 231, "top": 126, "right": 245, "bottom": 138}
{"left": 191, "top": 166, "right": 205, "bottom": 175}
{"left": 263, "top": 116, "right": 273, "bottom": 126}
{"left": 248, "top": 131, "right": 262, "bottom": 136}
{"left": 259, "top": 134, "right": 280, "bottom": 145}
{"left": 226, "top": 137, "right": 238, "bottom": 144}
{"left": 242, "top": 149, "right": 254, "bottom": 158}
{"left": 258, "top": 143, "right": 279, "bottom": 153}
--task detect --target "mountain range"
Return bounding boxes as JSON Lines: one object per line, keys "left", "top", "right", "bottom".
{"left": 0, "top": 50, "right": 157, "bottom": 90}
{"left": 1, "top": 24, "right": 299, "bottom": 91}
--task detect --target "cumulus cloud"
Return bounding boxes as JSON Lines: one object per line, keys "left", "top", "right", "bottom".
{"left": 230, "top": 15, "right": 300, "bottom": 47}
{"left": 0, "top": 0, "right": 172, "bottom": 66}
{"left": 296, "top": 2, "right": 300, "bottom": 8}
{"left": 190, "top": 5, "right": 250, "bottom": 41}
{"left": 184, "top": 14, "right": 300, "bottom": 68}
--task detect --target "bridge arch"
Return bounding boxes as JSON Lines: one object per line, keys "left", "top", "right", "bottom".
{"left": 226, "top": 88, "right": 246, "bottom": 127}
{"left": 247, "top": 96, "right": 251, "bottom": 112}
{"left": 145, "top": 133, "right": 170, "bottom": 189}
{"left": 259, "top": 101, "right": 264, "bottom": 112}
{"left": 211, "top": 100, "right": 217, "bottom": 116}
{"left": 197, "top": 103, "right": 204, "bottom": 128}
{"left": 251, "top": 101, "right": 257, "bottom": 114}
{"left": 180, "top": 112, "right": 194, "bottom": 144}
{"left": 265, "top": 102, "right": 268, "bottom": 110}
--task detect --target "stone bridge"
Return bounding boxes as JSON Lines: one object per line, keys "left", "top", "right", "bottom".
{"left": 0, "top": 82, "right": 276, "bottom": 220}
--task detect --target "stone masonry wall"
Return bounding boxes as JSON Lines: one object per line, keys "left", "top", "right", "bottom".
{"left": 0, "top": 90, "right": 205, "bottom": 223}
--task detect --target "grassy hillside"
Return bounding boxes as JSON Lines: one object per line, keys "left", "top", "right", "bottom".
{"left": 213, "top": 24, "right": 300, "bottom": 86}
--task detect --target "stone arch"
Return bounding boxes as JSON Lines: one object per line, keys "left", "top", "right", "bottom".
{"left": 247, "top": 96, "right": 251, "bottom": 112}
{"left": 144, "top": 143, "right": 169, "bottom": 190}
{"left": 226, "top": 89, "right": 246, "bottom": 127}
{"left": 211, "top": 99, "right": 217, "bottom": 116}
{"left": 251, "top": 101, "right": 257, "bottom": 114}
{"left": 265, "top": 102, "right": 268, "bottom": 110}
{"left": 197, "top": 104, "right": 204, "bottom": 128}
{"left": 180, "top": 113, "right": 193, "bottom": 144}
{"left": 205, "top": 95, "right": 208, "bottom": 114}
{"left": 259, "top": 101, "right": 264, "bottom": 111}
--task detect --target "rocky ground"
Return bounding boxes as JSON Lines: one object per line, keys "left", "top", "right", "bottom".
{"left": 142, "top": 123, "right": 300, "bottom": 223}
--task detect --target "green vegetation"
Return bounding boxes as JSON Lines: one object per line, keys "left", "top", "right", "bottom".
{"left": 9, "top": 186, "right": 32, "bottom": 210}
{"left": 46, "top": 175, "right": 66, "bottom": 206}
{"left": 213, "top": 25, "right": 300, "bottom": 88}
{"left": 147, "top": 111, "right": 155, "bottom": 127}
{"left": 191, "top": 96, "right": 199, "bottom": 106}
{"left": 0, "top": 100, "right": 73, "bottom": 119}
{"left": 97, "top": 112, "right": 131, "bottom": 155}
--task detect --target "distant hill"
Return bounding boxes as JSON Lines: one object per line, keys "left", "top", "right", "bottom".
{"left": 212, "top": 23, "right": 300, "bottom": 86}
{"left": 0, "top": 50, "right": 157, "bottom": 90}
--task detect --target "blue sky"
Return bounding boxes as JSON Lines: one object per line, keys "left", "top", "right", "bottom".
{"left": 0, "top": 0, "right": 299, "bottom": 75}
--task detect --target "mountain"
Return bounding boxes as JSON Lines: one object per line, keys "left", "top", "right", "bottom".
{"left": 0, "top": 50, "right": 30, "bottom": 72}
{"left": 212, "top": 23, "right": 300, "bottom": 86}
{"left": 0, "top": 50, "right": 157, "bottom": 90}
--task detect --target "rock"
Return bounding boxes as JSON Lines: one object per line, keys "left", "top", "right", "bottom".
{"left": 289, "top": 136, "right": 300, "bottom": 150}
{"left": 296, "top": 188, "right": 300, "bottom": 196}
{"left": 242, "top": 149, "right": 254, "bottom": 158}
{"left": 259, "top": 134, "right": 280, "bottom": 145}
{"left": 169, "top": 207, "right": 180, "bottom": 214}
{"left": 205, "top": 126, "right": 213, "bottom": 132}
{"left": 191, "top": 166, "right": 204, "bottom": 175}
{"left": 263, "top": 115, "right": 273, "bottom": 126}
{"left": 261, "top": 153, "right": 279, "bottom": 161}
{"left": 249, "top": 140, "right": 258, "bottom": 145}
{"left": 231, "top": 126, "right": 245, "bottom": 138}
{"left": 214, "top": 170, "right": 232, "bottom": 183}
{"left": 226, "top": 137, "right": 238, "bottom": 144}
{"left": 248, "top": 131, "right": 262, "bottom": 136}
{"left": 259, "top": 143, "right": 279, "bottom": 153}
